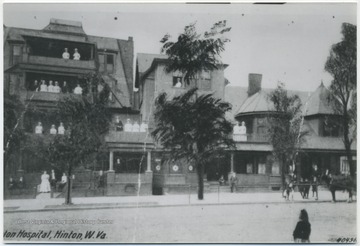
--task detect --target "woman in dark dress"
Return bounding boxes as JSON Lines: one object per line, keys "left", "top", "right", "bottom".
{"left": 293, "top": 209, "right": 311, "bottom": 243}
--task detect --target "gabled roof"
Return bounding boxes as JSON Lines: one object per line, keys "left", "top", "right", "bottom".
{"left": 137, "top": 53, "right": 167, "bottom": 75}
{"left": 87, "top": 36, "right": 119, "bottom": 50}
{"left": 43, "top": 18, "right": 86, "bottom": 36}
{"left": 304, "top": 82, "right": 336, "bottom": 116}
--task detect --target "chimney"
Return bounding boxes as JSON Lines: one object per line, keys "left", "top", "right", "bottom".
{"left": 248, "top": 73, "right": 262, "bottom": 96}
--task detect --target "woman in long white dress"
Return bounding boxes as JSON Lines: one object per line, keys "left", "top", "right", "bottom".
{"left": 39, "top": 171, "right": 51, "bottom": 193}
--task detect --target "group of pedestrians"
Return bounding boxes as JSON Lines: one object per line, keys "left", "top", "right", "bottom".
{"left": 39, "top": 170, "right": 67, "bottom": 193}
{"left": 283, "top": 176, "right": 319, "bottom": 201}
{"left": 8, "top": 176, "right": 25, "bottom": 190}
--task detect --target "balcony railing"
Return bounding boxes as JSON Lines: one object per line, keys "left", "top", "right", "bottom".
{"left": 26, "top": 91, "right": 81, "bottom": 102}
{"left": 27, "top": 55, "right": 96, "bottom": 70}
{"left": 233, "top": 133, "right": 269, "bottom": 143}
{"left": 105, "top": 131, "right": 153, "bottom": 144}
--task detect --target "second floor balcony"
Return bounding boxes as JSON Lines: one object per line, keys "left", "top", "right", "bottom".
{"left": 233, "top": 133, "right": 269, "bottom": 143}
{"left": 25, "top": 91, "right": 82, "bottom": 102}
{"left": 27, "top": 55, "right": 96, "bottom": 71}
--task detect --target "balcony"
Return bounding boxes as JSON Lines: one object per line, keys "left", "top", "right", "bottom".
{"left": 25, "top": 91, "right": 81, "bottom": 102}
{"left": 233, "top": 133, "right": 268, "bottom": 143}
{"left": 27, "top": 55, "right": 96, "bottom": 71}
{"left": 105, "top": 131, "right": 153, "bottom": 144}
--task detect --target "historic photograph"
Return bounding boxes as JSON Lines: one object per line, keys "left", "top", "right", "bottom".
{"left": 3, "top": 2, "right": 357, "bottom": 243}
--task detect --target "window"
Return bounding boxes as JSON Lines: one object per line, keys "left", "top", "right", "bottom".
{"left": 340, "top": 156, "right": 356, "bottom": 175}
{"left": 9, "top": 74, "right": 18, "bottom": 95}
{"left": 99, "top": 53, "right": 115, "bottom": 73}
{"left": 11, "top": 45, "right": 22, "bottom": 65}
{"left": 322, "top": 117, "right": 340, "bottom": 137}
{"left": 173, "top": 76, "right": 183, "bottom": 88}
{"left": 199, "top": 71, "right": 211, "bottom": 91}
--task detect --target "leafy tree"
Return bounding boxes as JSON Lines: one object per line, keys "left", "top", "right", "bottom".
{"left": 152, "top": 88, "right": 234, "bottom": 200}
{"left": 4, "top": 94, "right": 25, "bottom": 166}
{"left": 267, "top": 83, "right": 305, "bottom": 187}
{"left": 325, "top": 22, "right": 357, "bottom": 178}
{"left": 160, "top": 20, "right": 231, "bottom": 85}
{"left": 48, "top": 73, "right": 111, "bottom": 204}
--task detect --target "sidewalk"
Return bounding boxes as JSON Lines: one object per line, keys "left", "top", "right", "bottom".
{"left": 4, "top": 190, "right": 354, "bottom": 213}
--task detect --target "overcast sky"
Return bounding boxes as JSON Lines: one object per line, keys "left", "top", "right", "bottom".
{"left": 3, "top": 3, "right": 357, "bottom": 92}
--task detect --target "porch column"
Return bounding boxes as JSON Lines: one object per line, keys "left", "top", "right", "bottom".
{"left": 230, "top": 152, "right": 234, "bottom": 173}
{"left": 146, "top": 151, "right": 152, "bottom": 173}
{"left": 109, "top": 151, "right": 114, "bottom": 172}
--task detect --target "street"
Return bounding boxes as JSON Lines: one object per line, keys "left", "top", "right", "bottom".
{"left": 4, "top": 201, "right": 356, "bottom": 243}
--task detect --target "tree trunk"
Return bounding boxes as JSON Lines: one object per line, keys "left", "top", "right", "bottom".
{"left": 197, "top": 163, "right": 204, "bottom": 200}
{"left": 281, "top": 157, "right": 286, "bottom": 189}
{"left": 65, "top": 165, "right": 72, "bottom": 205}
{"left": 342, "top": 110, "right": 355, "bottom": 179}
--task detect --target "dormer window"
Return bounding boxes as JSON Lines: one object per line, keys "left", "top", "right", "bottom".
{"left": 322, "top": 116, "right": 341, "bottom": 137}
{"left": 99, "top": 53, "right": 115, "bottom": 73}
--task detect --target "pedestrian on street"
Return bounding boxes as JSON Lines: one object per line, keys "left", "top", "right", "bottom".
{"left": 293, "top": 209, "right": 311, "bottom": 243}
{"left": 39, "top": 171, "right": 51, "bottom": 193}
{"left": 229, "top": 173, "right": 237, "bottom": 193}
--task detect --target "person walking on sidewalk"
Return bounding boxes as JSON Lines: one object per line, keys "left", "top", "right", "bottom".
{"left": 293, "top": 209, "right": 311, "bottom": 243}
{"left": 39, "top": 171, "right": 51, "bottom": 193}
{"left": 229, "top": 173, "right": 238, "bottom": 193}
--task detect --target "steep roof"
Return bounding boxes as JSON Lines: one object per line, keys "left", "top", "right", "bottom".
{"left": 137, "top": 53, "right": 167, "bottom": 75}
{"left": 304, "top": 82, "right": 336, "bottom": 116}
{"left": 43, "top": 18, "right": 86, "bottom": 36}
{"left": 235, "top": 88, "right": 310, "bottom": 117}
{"left": 224, "top": 85, "right": 248, "bottom": 122}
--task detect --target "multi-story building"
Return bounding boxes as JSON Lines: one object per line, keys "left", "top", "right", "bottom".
{"left": 135, "top": 53, "right": 229, "bottom": 193}
{"left": 4, "top": 19, "right": 356, "bottom": 197}
{"left": 4, "top": 19, "right": 156, "bottom": 197}
{"left": 224, "top": 74, "right": 356, "bottom": 191}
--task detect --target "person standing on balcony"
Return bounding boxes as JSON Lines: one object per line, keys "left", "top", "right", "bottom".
{"left": 132, "top": 121, "right": 140, "bottom": 132}
{"left": 48, "top": 80, "right": 55, "bottom": 93}
{"left": 62, "top": 81, "right": 69, "bottom": 93}
{"left": 31, "top": 80, "right": 40, "bottom": 91}
{"left": 53, "top": 81, "right": 61, "bottom": 93}
{"left": 124, "top": 119, "right": 132, "bottom": 132}
{"left": 62, "top": 48, "right": 70, "bottom": 59}
{"left": 115, "top": 116, "right": 123, "bottom": 131}
{"left": 40, "top": 80, "right": 48, "bottom": 92}
{"left": 239, "top": 121, "right": 247, "bottom": 134}
{"left": 50, "top": 124, "right": 57, "bottom": 135}
{"left": 35, "top": 122, "right": 43, "bottom": 134}
{"left": 74, "top": 84, "right": 83, "bottom": 95}
{"left": 232, "top": 122, "right": 241, "bottom": 141}
{"left": 58, "top": 122, "right": 65, "bottom": 135}
{"left": 140, "top": 122, "right": 149, "bottom": 132}
{"left": 73, "top": 48, "right": 81, "bottom": 60}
